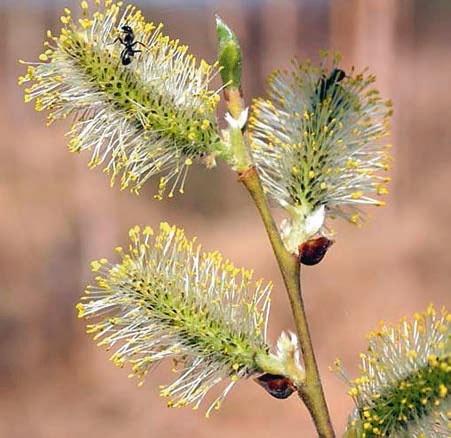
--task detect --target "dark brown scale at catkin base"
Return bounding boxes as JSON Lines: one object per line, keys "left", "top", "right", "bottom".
{"left": 299, "top": 236, "right": 334, "bottom": 266}
{"left": 255, "top": 373, "right": 296, "bottom": 399}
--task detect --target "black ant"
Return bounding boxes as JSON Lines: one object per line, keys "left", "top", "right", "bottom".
{"left": 112, "top": 25, "right": 145, "bottom": 66}
{"left": 311, "top": 68, "right": 346, "bottom": 126}
{"left": 316, "top": 68, "right": 346, "bottom": 103}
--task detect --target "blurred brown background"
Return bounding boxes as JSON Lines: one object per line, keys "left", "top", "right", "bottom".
{"left": 1, "top": 0, "right": 450, "bottom": 436}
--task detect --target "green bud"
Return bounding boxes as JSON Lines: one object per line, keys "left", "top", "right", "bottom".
{"left": 216, "top": 15, "right": 242, "bottom": 88}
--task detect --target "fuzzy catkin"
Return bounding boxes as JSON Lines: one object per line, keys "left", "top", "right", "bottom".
{"left": 19, "top": 0, "right": 225, "bottom": 198}
{"left": 77, "top": 223, "right": 274, "bottom": 415}
{"left": 249, "top": 54, "right": 392, "bottom": 252}
{"left": 334, "top": 305, "right": 450, "bottom": 437}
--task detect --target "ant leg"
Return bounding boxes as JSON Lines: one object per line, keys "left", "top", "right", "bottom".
{"left": 131, "top": 41, "right": 147, "bottom": 48}
{"left": 106, "top": 36, "right": 124, "bottom": 46}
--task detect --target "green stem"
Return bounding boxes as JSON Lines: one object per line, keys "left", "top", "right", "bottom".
{"left": 222, "top": 79, "right": 334, "bottom": 436}
{"left": 240, "top": 167, "right": 335, "bottom": 438}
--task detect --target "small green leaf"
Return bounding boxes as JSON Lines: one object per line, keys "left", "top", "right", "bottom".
{"left": 216, "top": 15, "right": 242, "bottom": 88}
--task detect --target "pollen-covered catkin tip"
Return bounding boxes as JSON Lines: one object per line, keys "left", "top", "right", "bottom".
{"left": 19, "top": 0, "right": 225, "bottom": 198}
{"left": 77, "top": 223, "right": 277, "bottom": 415}
{"left": 334, "top": 304, "right": 450, "bottom": 438}
{"left": 249, "top": 53, "right": 393, "bottom": 255}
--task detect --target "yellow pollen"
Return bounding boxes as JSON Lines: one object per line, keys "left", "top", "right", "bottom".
{"left": 350, "top": 213, "right": 361, "bottom": 225}
{"left": 348, "top": 387, "right": 359, "bottom": 397}
{"left": 346, "top": 159, "right": 359, "bottom": 169}
{"left": 201, "top": 119, "right": 210, "bottom": 130}
{"left": 75, "top": 303, "right": 85, "bottom": 318}
{"left": 143, "top": 226, "right": 154, "bottom": 236}
{"left": 406, "top": 350, "right": 417, "bottom": 359}
{"left": 90, "top": 260, "right": 102, "bottom": 272}
{"left": 428, "top": 355, "right": 439, "bottom": 367}
{"left": 377, "top": 186, "right": 389, "bottom": 195}
{"left": 79, "top": 18, "right": 92, "bottom": 29}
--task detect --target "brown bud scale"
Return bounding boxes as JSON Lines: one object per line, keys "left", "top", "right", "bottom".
{"left": 299, "top": 236, "right": 334, "bottom": 266}
{"left": 255, "top": 373, "right": 296, "bottom": 399}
